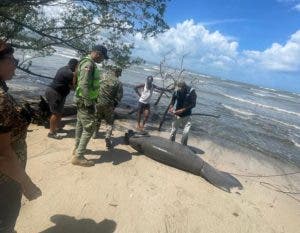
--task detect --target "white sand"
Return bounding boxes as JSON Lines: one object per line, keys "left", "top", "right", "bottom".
{"left": 15, "top": 118, "right": 300, "bottom": 233}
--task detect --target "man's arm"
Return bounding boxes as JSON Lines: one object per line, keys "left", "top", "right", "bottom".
{"left": 78, "top": 61, "right": 94, "bottom": 106}
{"left": 168, "top": 92, "right": 177, "bottom": 113}
{"left": 116, "top": 83, "right": 123, "bottom": 103}
{"left": 188, "top": 90, "right": 197, "bottom": 109}
{"left": 113, "top": 82, "right": 123, "bottom": 108}
{"left": 70, "top": 69, "right": 78, "bottom": 90}
{"left": 0, "top": 132, "right": 42, "bottom": 200}
{"left": 134, "top": 84, "right": 144, "bottom": 97}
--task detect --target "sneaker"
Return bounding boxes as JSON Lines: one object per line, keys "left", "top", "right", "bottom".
{"left": 56, "top": 128, "right": 64, "bottom": 133}
{"left": 48, "top": 132, "right": 63, "bottom": 140}
{"left": 71, "top": 156, "right": 95, "bottom": 167}
{"left": 105, "top": 138, "right": 112, "bottom": 150}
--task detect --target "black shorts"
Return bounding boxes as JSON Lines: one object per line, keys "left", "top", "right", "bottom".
{"left": 45, "top": 87, "right": 66, "bottom": 114}
{"left": 0, "top": 180, "right": 22, "bottom": 233}
{"left": 138, "top": 102, "right": 150, "bottom": 113}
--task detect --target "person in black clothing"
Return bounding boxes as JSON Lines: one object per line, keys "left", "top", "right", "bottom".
{"left": 45, "top": 58, "right": 78, "bottom": 139}
{"left": 168, "top": 81, "right": 197, "bottom": 145}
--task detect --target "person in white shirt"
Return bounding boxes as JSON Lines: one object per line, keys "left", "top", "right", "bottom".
{"left": 134, "top": 76, "right": 166, "bottom": 130}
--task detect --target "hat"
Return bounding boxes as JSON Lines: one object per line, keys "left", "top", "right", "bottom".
{"left": 0, "top": 40, "right": 14, "bottom": 59}
{"left": 177, "top": 81, "right": 186, "bottom": 87}
{"left": 92, "top": 45, "right": 109, "bottom": 60}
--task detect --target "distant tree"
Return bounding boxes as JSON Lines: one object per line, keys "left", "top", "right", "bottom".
{"left": 0, "top": 0, "right": 169, "bottom": 76}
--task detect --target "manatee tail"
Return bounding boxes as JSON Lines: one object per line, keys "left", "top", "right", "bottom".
{"left": 200, "top": 162, "right": 243, "bottom": 193}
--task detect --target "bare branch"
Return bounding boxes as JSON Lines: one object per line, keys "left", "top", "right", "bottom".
{"left": 17, "top": 66, "right": 52, "bottom": 80}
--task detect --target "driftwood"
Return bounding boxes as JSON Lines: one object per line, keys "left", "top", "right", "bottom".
{"left": 158, "top": 101, "right": 173, "bottom": 131}
{"left": 158, "top": 104, "right": 220, "bottom": 131}
{"left": 191, "top": 113, "right": 220, "bottom": 118}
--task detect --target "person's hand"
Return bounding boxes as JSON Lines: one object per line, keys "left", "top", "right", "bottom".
{"left": 168, "top": 107, "right": 174, "bottom": 114}
{"left": 174, "top": 108, "right": 185, "bottom": 115}
{"left": 21, "top": 177, "right": 42, "bottom": 201}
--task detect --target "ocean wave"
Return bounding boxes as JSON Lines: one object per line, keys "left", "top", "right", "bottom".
{"left": 53, "top": 46, "right": 78, "bottom": 59}
{"left": 54, "top": 52, "right": 79, "bottom": 60}
{"left": 253, "top": 92, "right": 270, "bottom": 97}
{"left": 227, "top": 83, "right": 242, "bottom": 88}
{"left": 222, "top": 104, "right": 255, "bottom": 117}
{"left": 222, "top": 93, "right": 300, "bottom": 117}
{"left": 259, "top": 116, "right": 300, "bottom": 131}
{"left": 264, "top": 87, "right": 277, "bottom": 92}
{"left": 291, "top": 139, "right": 300, "bottom": 148}
{"left": 253, "top": 90, "right": 296, "bottom": 102}
{"left": 143, "top": 68, "right": 153, "bottom": 72}
{"left": 125, "top": 69, "right": 145, "bottom": 75}
{"left": 273, "top": 93, "right": 294, "bottom": 99}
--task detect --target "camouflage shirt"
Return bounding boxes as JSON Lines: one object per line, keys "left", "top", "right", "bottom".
{"left": 0, "top": 80, "right": 29, "bottom": 184}
{"left": 97, "top": 71, "right": 123, "bottom": 106}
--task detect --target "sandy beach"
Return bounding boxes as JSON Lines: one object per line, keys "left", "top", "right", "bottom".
{"left": 14, "top": 116, "right": 300, "bottom": 233}
{"left": 2, "top": 1, "right": 300, "bottom": 232}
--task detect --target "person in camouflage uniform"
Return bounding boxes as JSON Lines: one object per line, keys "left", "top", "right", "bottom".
{"left": 0, "top": 40, "right": 41, "bottom": 233}
{"left": 72, "top": 45, "right": 108, "bottom": 167}
{"left": 93, "top": 67, "right": 123, "bottom": 149}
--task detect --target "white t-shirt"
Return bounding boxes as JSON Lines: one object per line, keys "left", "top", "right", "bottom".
{"left": 139, "top": 83, "right": 154, "bottom": 104}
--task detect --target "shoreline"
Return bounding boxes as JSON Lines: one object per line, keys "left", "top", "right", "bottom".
{"left": 7, "top": 77, "right": 300, "bottom": 168}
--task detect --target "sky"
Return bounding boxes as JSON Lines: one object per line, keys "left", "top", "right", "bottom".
{"left": 132, "top": 0, "right": 300, "bottom": 93}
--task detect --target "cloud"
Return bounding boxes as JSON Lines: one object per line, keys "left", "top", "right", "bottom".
{"left": 294, "top": 3, "right": 300, "bottom": 11}
{"left": 133, "top": 19, "right": 300, "bottom": 75}
{"left": 277, "top": 0, "right": 300, "bottom": 11}
{"left": 133, "top": 19, "right": 238, "bottom": 74}
{"left": 201, "top": 18, "right": 247, "bottom": 26}
{"left": 244, "top": 30, "right": 300, "bottom": 72}
{"left": 132, "top": 19, "right": 300, "bottom": 92}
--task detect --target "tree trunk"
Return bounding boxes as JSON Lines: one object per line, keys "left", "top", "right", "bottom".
{"left": 154, "top": 83, "right": 174, "bottom": 106}
{"left": 158, "top": 101, "right": 173, "bottom": 131}
{"left": 154, "top": 91, "right": 164, "bottom": 106}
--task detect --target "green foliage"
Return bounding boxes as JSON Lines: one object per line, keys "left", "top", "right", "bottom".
{"left": 0, "top": 0, "right": 169, "bottom": 69}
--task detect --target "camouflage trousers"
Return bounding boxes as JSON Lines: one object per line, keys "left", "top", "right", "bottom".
{"left": 74, "top": 102, "right": 96, "bottom": 158}
{"left": 94, "top": 104, "right": 115, "bottom": 139}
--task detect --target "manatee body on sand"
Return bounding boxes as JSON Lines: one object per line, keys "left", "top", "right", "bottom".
{"left": 125, "top": 131, "right": 243, "bottom": 193}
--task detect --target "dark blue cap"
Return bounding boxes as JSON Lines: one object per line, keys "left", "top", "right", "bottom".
{"left": 92, "top": 45, "right": 109, "bottom": 60}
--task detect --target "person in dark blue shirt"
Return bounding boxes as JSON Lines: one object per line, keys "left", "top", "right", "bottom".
{"left": 168, "top": 81, "right": 197, "bottom": 145}
{"left": 45, "top": 58, "right": 78, "bottom": 139}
